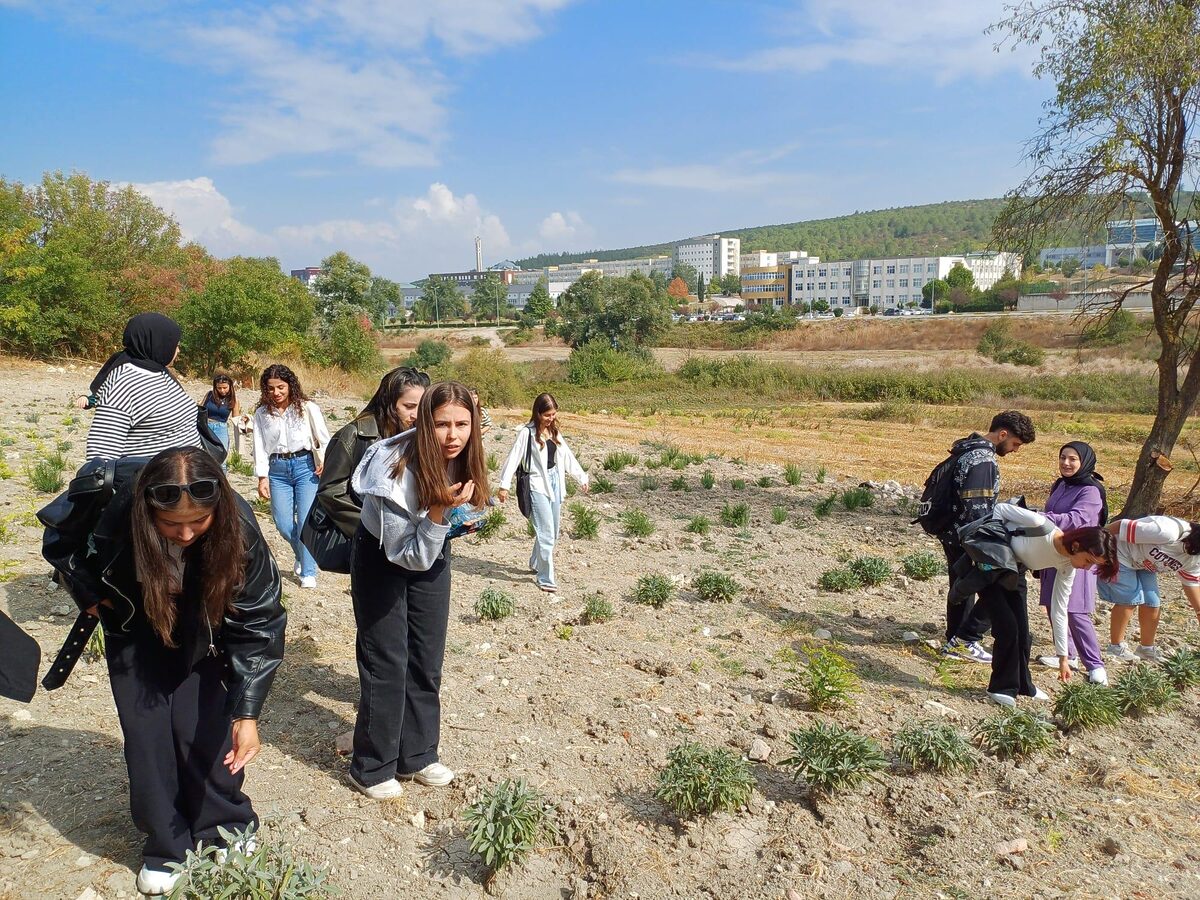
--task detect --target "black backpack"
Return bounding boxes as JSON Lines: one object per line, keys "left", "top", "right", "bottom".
{"left": 913, "top": 448, "right": 968, "bottom": 536}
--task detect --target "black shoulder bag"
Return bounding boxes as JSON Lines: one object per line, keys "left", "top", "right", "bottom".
{"left": 516, "top": 426, "right": 535, "bottom": 519}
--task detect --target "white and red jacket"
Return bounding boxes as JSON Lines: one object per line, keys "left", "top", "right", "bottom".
{"left": 1116, "top": 517, "right": 1200, "bottom": 585}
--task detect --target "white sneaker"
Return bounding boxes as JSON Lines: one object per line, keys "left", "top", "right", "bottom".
{"left": 400, "top": 762, "right": 455, "bottom": 786}
{"left": 1038, "top": 655, "right": 1079, "bottom": 670}
{"left": 214, "top": 836, "right": 258, "bottom": 864}
{"left": 1135, "top": 645, "right": 1163, "bottom": 662}
{"left": 300, "top": 575, "right": 317, "bottom": 589}
{"left": 1087, "top": 667, "right": 1109, "bottom": 686}
{"left": 136, "top": 866, "right": 180, "bottom": 896}
{"left": 986, "top": 691, "right": 1017, "bottom": 707}
{"left": 294, "top": 561, "right": 302, "bottom": 577}
{"left": 348, "top": 773, "right": 404, "bottom": 799}
{"left": 1106, "top": 642, "right": 1139, "bottom": 662}
{"left": 1031, "top": 687, "right": 1051, "bottom": 701}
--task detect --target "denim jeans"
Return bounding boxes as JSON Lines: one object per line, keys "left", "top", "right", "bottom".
{"left": 268, "top": 451, "right": 318, "bottom": 578}
{"left": 528, "top": 469, "right": 561, "bottom": 588}
{"left": 207, "top": 420, "right": 231, "bottom": 452}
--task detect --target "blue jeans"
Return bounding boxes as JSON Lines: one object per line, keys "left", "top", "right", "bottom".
{"left": 268, "top": 452, "right": 318, "bottom": 578}
{"left": 528, "top": 469, "right": 561, "bottom": 588}
{"left": 207, "top": 420, "right": 231, "bottom": 452}
{"left": 1098, "top": 566, "right": 1162, "bottom": 608}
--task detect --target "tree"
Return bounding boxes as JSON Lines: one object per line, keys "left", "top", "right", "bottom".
{"left": 697, "top": 273, "right": 706, "bottom": 304}
{"left": 720, "top": 273, "right": 742, "bottom": 296}
{"left": 1059, "top": 256, "right": 1081, "bottom": 278}
{"left": 707, "top": 275, "right": 721, "bottom": 297}
{"left": 522, "top": 277, "right": 553, "bottom": 325}
{"left": 471, "top": 274, "right": 508, "bottom": 323}
{"left": 944, "top": 262, "right": 977, "bottom": 292}
{"left": 812, "top": 299, "right": 830, "bottom": 313}
{"left": 555, "top": 272, "right": 671, "bottom": 349}
{"left": 366, "top": 276, "right": 401, "bottom": 325}
{"left": 313, "top": 251, "right": 371, "bottom": 321}
{"left": 666, "top": 276, "right": 689, "bottom": 300}
{"left": 671, "top": 261, "right": 698, "bottom": 286}
{"left": 990, "top": 0, "right": 1200, "bottom": 516}
{"left": 922, "top": 278, "right": 949, "bottom": 306}
{"left": 415, "top": 276, "right": 463, "bottom": 323}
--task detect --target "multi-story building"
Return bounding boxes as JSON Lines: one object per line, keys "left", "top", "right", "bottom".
{"left": 739, "top": 249, "right": 812, "bottom": 272}
{"left": 425, "top": 266, "right": 520, "bottom": 290}
{"left": 739, "top": 265, "right": 790, "bottom": 306}
{"left": 674, "top": 235, "right": 741, "bottom": 281}
{"left": 290, "top": 266, "right": 323, "bottom": 289}
{"left": 1038, "top": 246, "right": 1107, "bottom": 268}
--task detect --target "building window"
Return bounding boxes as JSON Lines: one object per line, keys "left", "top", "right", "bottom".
{"left": 842, "top": 281, "right": 851, "bottom": 289}
{"left": 872, "top": 279, "right": 881, "bottom": 288}
{"left": 899, "top": 279, "right": 908, "bottom": 287}
{"left": 899, "top": 264, "right": 909, "bottom": 273}
{"left": 818, "top": 268, "right": 827, "bottom": 277}
{"left": 843, "top": 267, "right": 852, "bottom": 276}
{"left": 886, "top": 265, "right": 896, "bottom": 274}
{"left": 886, "top": 279, "right": 894, "bottom": 288}
{"left": 818, "top": 282, "right": 826, "bottom": 290}
{"left": 872, "top": 265, "right": 881, "bottom": 275}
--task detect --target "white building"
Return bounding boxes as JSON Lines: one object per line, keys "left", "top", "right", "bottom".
{"left": 675, "top": 235, "right": 741, "bottom": 281}
{"left": 1038, "top": 245, "right": 1107, "bottom": 268}
{"left": 739, "top": 249, "right": 812, "bottom": 271}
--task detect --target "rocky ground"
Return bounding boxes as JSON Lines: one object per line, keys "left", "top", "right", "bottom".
{"left": 2, "top": 358, "right": 1200, "bottom": 900}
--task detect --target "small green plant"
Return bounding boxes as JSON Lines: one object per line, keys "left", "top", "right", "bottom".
{"left": 1053, "top": 681, "right": 1121, "bottom": 730}
{"left": 756, "top": 476, "right": 773, "bottom": 488}
{"left": 475, "top": 587, "right": 516, "bottom": 621}
{"left": 463, "top": 779, "right": 556, "bottom": 875}
{"left": 165, "top": 826, "right": 334, "bottom": 899}
{"left": 603, "top": 451, "right": 638, "bottom": 472}
{"left": 227, "top": 451, "right": 255, "bottom": 478}
{"left": 0, "top": 458, "right": 12, "bottom": 480}
{"left": 892, "top": 720, "right": 977, "bottom": 773}
{"left": 620, "top": 508, "right": 655, "bottom": 537}
{"left": 974, "top": 708, "right": 1054, "bottom": 759}
{"left": 250, "top": 497, "right": 272, "bottom": 516}
{"left": 566, "top": 480, "right": 578, "bottom": 498}
{"left": 1112, "top": 663, "right": 1179, "bottom": 715}
{"left": 84, "top": 624, "right": 105, "bottom": 661}
{"left": 23, "top": 412, "right": 39, "bottom": 424}
{"left": 474, "top": 506, "right": 507, "bottom": 540}
{"left": 487, "top": 451, "right": 499, "bottom": 472}
{"left": 669, "top": 475, "right": 690, "bottom": 492}
{"left": 784, "top": 463, "right": 802, "bottom": 486}
{"left": 655, "top": 742, "right": 755, "bottom": 818}
{"left": 849, "top": 555, "right": 891, "bottom": 586}
{"left": 814, "top": 493, "right": 837, "bottom": 518}
{"left": 771, "top": 506, "right": 788, "bottom": 525}
{"left": 780, "top": 721, "right": 888, "bottom": 794}
{"left": 640, "top": 474, "right": 661, "bottom": 492}
{"left": 555, "top": 624, "right": 574, "bottom": 640}
{"left": 901, "top": 551, "right": 944, "bottom": 581}
{"left": 816, "top": 466, "right": 827, "bottom": 483}
{"left": 568, "top": 502, "right": 599, "bottom": 539}
{"left": 1161, "top": 647, "right": 1200, "bottom": 691}
{"left": 730, "top": 478, "right": 746, "bottom": 491}
{"left": 720, "top": 502, "right": 750, "bottom": 528}
{"left": 685, "top": 515, "right": 711, "bottom": 535}
{"left": 526, "top": 519, "right": 536, "bottom": 538}
{"left": 581, "top": 593, "right": 614, "bottom": 624}
{"left": 590, "top": 474, "right": 615, "bottom": 494}
{"left": 818, "top": 567, "right": 862, "bottom": 592}
{"left": 27, "top": 457, "right": 66, "bottom": 493}
{"left": 788, "top": 646, "right": 860, "bottom": 709}
{"left": 693, "top": 571, "right": 740, "bottom": 603}
{"left": 57, "top": 440, "right": 72, "bottom": 452}
{"left": 700, "top": 470, "right": 715, "bottom": 490}
{"left": 840, "top": 486, "right": 874, "bottom": 511}
{"left": 633, "top": 573, "right": 675, "bottom": 608}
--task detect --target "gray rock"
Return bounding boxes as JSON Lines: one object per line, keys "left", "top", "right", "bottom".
{"left": 901, "top": 631, "right": 921, "bottom": 642}
{"left": 747, "top": 739, "right": 771, "bottom": 762}
{"left": 812, "top": 627, "right": 833, "bottom": 640}
{"left": 1101, "top": 836, "right": 1122, "bottom": 856}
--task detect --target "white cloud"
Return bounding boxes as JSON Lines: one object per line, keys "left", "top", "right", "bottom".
{"left": 610, "top": 164, "right": 799, "bottom": 193}
{"left": 129, "top": 177, "right": 273, "bottom": 257}
{"left": 537, "top": 211, "right": 590, "bottom": 246}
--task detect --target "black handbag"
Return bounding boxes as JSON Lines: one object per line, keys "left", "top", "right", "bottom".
{"left": 300, "top": 500, "right": 353, "bottom": 574}
{"left": 516, "top": 426, "right": 534, "bottom": 518}
{"left": 196, "top": 406, "right": 228, "bottom": 464}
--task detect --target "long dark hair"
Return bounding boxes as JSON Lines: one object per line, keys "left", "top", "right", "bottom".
{"left": 131, "top": 447, "right": 245, "bottom": 647}
{"left": 531, "top": 392, "right": 561, "bottom": 447}
{"left": 390, "top": 381, "right": 490, "bottom": 510}
{"left": 257, "top": 363, "right": 308, "bottom": 414}
{"left": 207, "top": 373, "right": 237, "bottom": 410}
{"left": 1061, "top": 526, "right": 1119, "bottom": 581}
{"left": 360, "top": 366, "right": 430, "bottom": 438}
{"left": 1184, "top": 524, "right": 1200, "bottom": 556}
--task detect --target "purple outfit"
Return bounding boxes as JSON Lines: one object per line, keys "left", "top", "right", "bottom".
{"left": 1038, "top": 482, "right": 1104, "bottom": 671}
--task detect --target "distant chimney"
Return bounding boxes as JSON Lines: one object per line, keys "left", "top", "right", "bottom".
{"left": 475, "top": 236, "right": 483, "bottom": 272}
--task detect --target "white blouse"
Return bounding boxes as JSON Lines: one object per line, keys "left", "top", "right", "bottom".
{"left": 252, "top": 401, "right": 330, "bottom": 477}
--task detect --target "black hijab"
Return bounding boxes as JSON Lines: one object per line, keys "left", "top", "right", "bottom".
{"left": 1051, "top": 440, "right": 1108, "bottom": 526}
{"left": 89, "top": 313, "right": 182, "bottom": 394}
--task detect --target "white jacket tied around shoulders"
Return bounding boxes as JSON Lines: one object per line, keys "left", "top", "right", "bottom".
{"left": 351, "top": 430, "right": 449, "bottom": 572}
{"left": 498, "top": 425, "right": 588, "bottom": 504}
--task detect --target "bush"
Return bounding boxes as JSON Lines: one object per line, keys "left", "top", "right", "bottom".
{"left": 848, "top": 555, "right": 891, "bottom": 586}
{"left": 816, "top": 466, "right": 827, "bottom": 483}
{"left": 892, "top": 720, "right": 977, "bottom": 773}
{"left": 720, "top": 502, "right": 750, "bottom": 528}
{"left": 901, "top": 551, "right": 944, "bottom": 581}
{"left": 669, "top": 475, "right": 690, "bottom": 492}
{"left": 784, "top": 463, "right": 802, "bottom": 486}
{"left": 700, "top": 470, "right": 715, "bottom": 489}
{"left": 568, "top": 502, "right": 599, "bottom": 539}
{"left": 756, "top": 476, "right": 773, "bottom": 488}
{"left": 789, "top": 646, "right": 860, "bottom": 709}
{"left": 655, "top": 742, "right": 755, "bottom": 818}
{"left": 325, "top": 309, "right": 384, "bottom": 373}
{"left": 632, "top": 573, "right": 675, "bottom": 608}
{"left": 27, "top": 455, "right": 66, "bottom": 493}
{"left": 814, "top": 493, "right": 837, "bottom": 517}
{"left": 227, "top": 451, "right": 255, "bottom": 478}
{"left": 974, "top": 708, "right": 1054, "bottom": 759}
{"left": 1161, "top": 647, "right": 1200, "bottom": 691}
{"left": 818, "top": 567, "right": 862, "bottom": 592}
{"left": 685, "top": 515, "right": 711, "bottom": 535}
{"left": 590, "top": 474, "right": 615, "bottom": 494}
{"left": 840, "top": 486, "right": 874, "bottom": 511}
{"left": 475, "top": 587, "right": 516, "bottom": 621}
{"left": 730, "top": 478, "right": 746, "bottom": 491}
{"left": 463, "top": 779, "right": 556, "bottom": 874}
{"left": 977, "top": 321, "right": 1045, "bottom": 367}
{"left": 620, "top": 508, "right": 655, "bottom": 537}
{"left": 1053, "top": 681, "right": 1121, "bottom": 730}
{"left": 405, "top": 339, "right": 452, "bottom": 370}
{"left": 581, "top": 593, "right": 614, "bottom": 624}
{"left": 473, "top": 506, "right": 507, "bottom": 540}
{"left": 1080, "top": 309, "right": 1140, "bottom": 347}
{"left": 567, "top": 341, "right": 661, "bottom": 386}
{"left": 640, "top": 474, "right": 660, "bottom": 492}
{"left": 603, "top": 451, "right": 638, "bottom": 472}
{"left": 450, "top": 348, "right": 522, "bottom": 406}
{"left": 165, "top": 826, "right": 334, "bottom": 899}
{"left": 693, "top": 571, "right": 740, "bottom": 603}
{"left": 1112, "top": 663, "right": 1179, "bottom": 715}
{"left": 780, "top": 722, "right": 888, "bottom": 794}
{"left": 771, "top": 506, "right": 788, "bottom": 525}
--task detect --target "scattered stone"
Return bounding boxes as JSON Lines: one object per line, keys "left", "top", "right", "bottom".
{"left": 697, "top": 682, "right": 712, "bottom": 693}
{"left": 410, "top": 810, "right": 426, "bottom": 830}
{"left": 1002, "top": 854, "right": 1026, "bottom": 871}
{"left": 995, "top": 838, "right": 1028, "bottom": 857}
{"left": 831, "top": 861, "right": 854, "bottom": 877}
{"left": 786, "top": 890, "right": 803, "bottom": 900}
{"left": 901, "top": 631, "right": 921, "bottom": 642}
{"left": 1101, "top": 836, "right": 1122, "bottom": 857}
{"left": 335, "top": 730, "right": 354, "bottom": 755}
{"left": 74, "top": 889, "right": 103, "bottom": 900}
{"left": 748, "top": 739, "right": 771, "bottom": 762}
{"left": 922, "top": 700, "right": 958, "bottom": 718}
{"left": 9, "top": 710, "right": 31, "bottom": 723}
{"left": 812, "top": 628, "right": 832, "bottom": 640}
{"left": 74, "top": 854, "right": 96, "bottom": 868}
{"left": 50, "top": 605, "right": 72, "bottom": 617}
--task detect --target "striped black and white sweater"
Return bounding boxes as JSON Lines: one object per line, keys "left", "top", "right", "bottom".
{"left": 85, "top": 363, "right": 201, "bottom": 461}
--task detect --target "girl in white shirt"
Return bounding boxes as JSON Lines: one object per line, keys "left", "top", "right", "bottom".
{"left": 497, "top": 393, "right": 589, "bottom": 593}
{"left": 252, "top": 364, "right": 331, "bottom": 588}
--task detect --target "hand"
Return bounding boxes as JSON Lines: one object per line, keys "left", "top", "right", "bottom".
{"left": 449, "top": 481, "right": 475, "bottom": 507}
{"left": 225, "top": 719, "right": 261, "bottom": 774}
{"left": 497, "top": 489, "right": 509, "bottom": 504}
{"left": 257, "top": 478, "right": 270, "bottom": 500}
{"left": 72, "top": 395, "right": 89, "bottom": 410}
{"left": 315, "top": 464, "right": 324, "bottom": 477}
{"left": 84, "top": 599, "right": 113, "bottom": 618}
{"left": 1058, "top": 657, "right": 1072, "bottom": 682}
{"left": 580, "top": 482, "right": 590, "bottom": 494}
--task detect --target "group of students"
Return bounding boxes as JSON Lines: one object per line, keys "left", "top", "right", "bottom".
{"left": 934, "top": 411, "right": 1200, "bottom": 707}
{"left": 49, "top": 313, "right": 588, "bottom": 894}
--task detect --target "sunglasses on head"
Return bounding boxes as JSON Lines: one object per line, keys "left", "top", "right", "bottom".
{"left": 146, "top": 479, "right": 220, "bottom": 506}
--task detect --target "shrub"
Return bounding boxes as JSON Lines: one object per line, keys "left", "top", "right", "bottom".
{"left": 730, "top": 478, "right": 746, "bottom": 491}
{"left": 892, "top": 720, "right": 977, "bottom": 773}
{"left": 640, "top": 474, "right": 660, "bottom": 492}
{"left": 974, "top": 708, "right": 1054, "bottom": 759}
{"left": 849, "top": 555, "right": 891, "bottom": 586}
{"left": 816, "top": 466, "right": 827, "bottom": 483}
{"left": 590, "top": 474, "right": 615, "bottom": 494}
{"left": 1053, "top": 682, "right": 1121, "bottom": 730}
{"left": 474, "top": 506, "right": 507, "bottom": 541}
{"left": 788, "top": 647, "right": 860, "bottom": 709}
{"left": 325, "top": 310, "right": 384, "bottom": 373}
{"left": 685, "top": 515, "right": 711, "bottom": 535}
{"left": 620, "top": 508, "right": 655, "bottom": 537}
{"left": 227, "top": 451, "right": 255, "bottom": 478}
{"left": 693, "top": 571, "right": 740, "bottom": 603}
{"left": 581, "top": 593, "right": 614, "bottom": 624}
{"left": 1161, "top": 647, "right": 1200, "bottom": 691}
{"left": 669, "top": 475, "right": 690, "bottom": 492}
{"left": 567, "top": 341, "right": 661, "bottom": 386}
{"left": 568, "top": 503, "right": 599, "bottom": 539}
{"left": 771, "top": 506, "right": 788, "bottom": 525}
{"left": 814, "top": 493, "right": 837, "bottom": 518}
{"left": 1080, "top": 309, "right": 1139, "bottom": 347}
{"left": 165, "top": 826, "right": 334, "bottom": 899}
{"left": 700, "top": 470, "right": 715, "bottom": 490}
{"left": 840, "top": 486, "right": 874, "bottom": 511}
{"left": 405, "top": 339, "right": 452, "bottom": 370}
{"left": 720, "top": 502, "right": 750, "bottom": 528}
{"left": 901, "top": 551, "right": 944, "bottom": 581}
{"left": 487, "top": 452, "right": 499, "bottom": 472}
{"left": 977, "top": 321, "right": 1045, "bottom": 367}
{"left": 603, "top": 451, "right": 638, "bottom": 472}
{"left": 1112, "top": 663, "right": 1179, "bottom": 715}
{"left": 655, "top": 742, "right": 755, "bottom": 818}
{"left": 818, "top": 567, "right": 862, "bottom": 592}
{"left": 633, "top": 573, "right": 675, "bottom": 608}
{"left": 27, "top": 456, "right": 66, "bottom": 493}
{"left": 756, "top": 476, "right": 773, "bottom": 488}
{"left": 780, "top": 722, "right": 888, "bottom": 794}
{"left": 463, "top": 779, "right": 556, "bottom": 874}
{"left": 784, "top": 463, "right": 802, "bottom": 486}
{"left": 475, "top": 588, "right": 516, "bottom": 621}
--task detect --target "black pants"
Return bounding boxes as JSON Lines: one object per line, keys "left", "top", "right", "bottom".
{"left": 944, "top": 542, "right": 991, "bottom": 644}
{"left": 982, "top": 580, "right": 1036, "bottom": 698}
{"left": 106, "top": 629, "right": 255, "bottom": 869}
{"left": 350, "top": 528, "right": 451, "bottom": 787}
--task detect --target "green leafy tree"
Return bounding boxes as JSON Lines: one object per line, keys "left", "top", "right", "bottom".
{"left": 313, "top": 251, "right": 371, "bottom": 321}
{"left": 1060, "top": 256, "right": 1081, "bottom": 277}
{"left": 990, "top": 0, "right": 1200, "bottom": 515}
{"left": 471, "top": 274, "right": 508, "bottom": 323}
{"left": 414, "top": 276, "right": 464, "bottom": 323}
{"left": 720, "top": 273, "right": 742, "bottom": 296}
{"left": 812, "top": 298, "right": 830, "bottom": 313}
{"left": 521, "top": 276, "right": 553, "bottom": 326}
{"left": 672, "top": 261, "right": 698, "bottom": 286}
{"left": 366, "top": 276, "right": 400, "bottom": 325}
{"left": 707, "top": 275, "right": 721, "bottom": 297}
{"left": 697, "top": 272, "right": 706, "bottom": 304}
{"left": 325, "top": 309, "right": 383, "bottom": 373}
{"left": 922, "top": 277, "right": 950, "bottom": 307}
{"left": 556, "top": 271, "right": 671, "bottom": 348}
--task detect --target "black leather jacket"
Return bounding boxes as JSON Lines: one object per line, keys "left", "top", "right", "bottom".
{"left": 53, "top": 488, "right": 286, "bottom": 720}
{"left": 316, "top": 415, "right": 381, "bottom": 538}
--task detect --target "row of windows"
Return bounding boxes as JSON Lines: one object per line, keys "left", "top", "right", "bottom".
{"left": 799, "top": 267, "right": 854, "bottom": 278}
{"left": 871, "top": 263, "right": 936, "bottom": 275}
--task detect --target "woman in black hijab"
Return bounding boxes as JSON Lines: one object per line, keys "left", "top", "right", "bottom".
{"left": 75, "top": 313, "right": 183, "bottom": 409}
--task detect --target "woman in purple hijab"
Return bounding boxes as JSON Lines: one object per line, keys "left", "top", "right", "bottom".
{"left": 1037, "top": 441, "right": 1109, "bottom": 684}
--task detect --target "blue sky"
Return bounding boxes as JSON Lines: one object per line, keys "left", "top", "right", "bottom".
{"left": 0, "top": 0, "right": 1049, "bottom": 281}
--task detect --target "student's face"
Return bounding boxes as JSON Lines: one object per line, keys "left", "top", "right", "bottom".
{"left": 1068, "top": 550, "right": 1106, "bottom": 571}
{"left": 995, "top": 432, "right": 1024, "bottom": 457}
{"left": 432, "top": 402, "right": 473, "bottom": 460}
{"left": 395, "top": 385, "right": 425, "bottom": 430}
{"left": 215, "top": 381, "right": 230, "bottom": 398}
{"left": 153, "top": 498, "right": 215, "bottom": 548}
{"left": 1059, "top": 448, "right": 1081, "bottom": 477}
{"left": 537, "top": 406, "right": 557, "bottom": 430}
{"left": 266, "top": 378, "right": 290, "bottom": 407}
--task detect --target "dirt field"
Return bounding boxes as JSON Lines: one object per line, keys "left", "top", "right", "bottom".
{"left": 3, "top": 359, "right": 1200, "bottom": 900}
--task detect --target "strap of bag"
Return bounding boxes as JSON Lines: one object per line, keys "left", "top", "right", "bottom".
{"left": 521, "top": 424, "right": 534, "bottom": 472}
{"left": 1007, "top": 521, "right": 1055, "bottom": 539}
{"left": 303, "top": 402, "right": 322, "bottom": 451}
